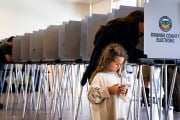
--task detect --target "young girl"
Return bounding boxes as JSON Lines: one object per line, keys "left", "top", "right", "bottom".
{"left": 88, "top": 43, "right": 130, "bottom": 120}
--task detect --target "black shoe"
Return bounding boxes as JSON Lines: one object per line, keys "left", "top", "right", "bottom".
{"left": 0, "top": 103, "right": 4, "bottom": 110}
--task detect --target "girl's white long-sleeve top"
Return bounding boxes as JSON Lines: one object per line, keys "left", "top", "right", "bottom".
{"left": 88, "top": 72, "right": 131, "bottom": 120}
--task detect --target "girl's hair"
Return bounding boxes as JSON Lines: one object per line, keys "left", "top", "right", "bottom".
{"left": 89, "top": 43, "right": 128, "bottom": 84}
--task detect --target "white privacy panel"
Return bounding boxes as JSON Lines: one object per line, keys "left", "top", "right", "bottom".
{"left": 43, "top": 25, "right": 60, "bottom": 61}
{"left": 12, "top": 36, "right": 23, "bottom": 62}
{"left": 144, "top": 0, "right": 180, "bottom": 59}
{"left": 59, "top": 21, "right": 81, "bottom": 61}
{"left": 21, "top": 33, "right": 31, "bottom": 62}
{"left": 29, "top": 30, "right": 44, "bottom": 62}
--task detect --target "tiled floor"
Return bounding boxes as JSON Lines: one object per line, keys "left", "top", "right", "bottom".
{"left": 0, "top": 92, "right": 91, "bottom": 120}
{"left": 0, "top": 92, "right": 180, "bottom": 120}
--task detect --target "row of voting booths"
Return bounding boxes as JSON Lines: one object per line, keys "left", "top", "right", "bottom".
{"left": 1, "top": 0, "right": 180, "bottom": 119}
{"left": 2, "top": 5, "right": 145, "bottom": 120}
{"left": 12, "top": 6, "right": 143, "bottom": 63}
{"left": 143, "top": 0, "right": 180, "bottom": 120}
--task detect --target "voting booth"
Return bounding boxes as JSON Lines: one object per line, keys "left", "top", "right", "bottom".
{"left": 141, "top": 0, "right": 180, "bottom": 119}
{"left": 58, "top": 21, "right": 81, "bottom": 62}
{"left": 29, "top": 30, "right": 44, "bottom": 62}
{"left": 21, "top": 33, "right": 31, "bottom": 62}
{"left": 84, "top": 14, "right": 107, "bottom": 61}
{"left": 43, "top": 25, "right": 60, "bottom": 61}
{"left": 144, "top": 0, "right": 180, "bottom": 59}
{"left": 80, "top": 16, "right": 91, "bottom": 62}
{"left": 58, "top": 22, "right": 66, "bottom": 61}
{"left": 12, "top": 36, "right": 23, "bottom": 62}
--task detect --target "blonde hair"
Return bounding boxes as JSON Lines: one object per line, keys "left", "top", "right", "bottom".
{"left": 89, "top": 43, "right": 128, "bottom": 84}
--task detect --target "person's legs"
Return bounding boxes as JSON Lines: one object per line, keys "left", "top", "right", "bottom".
{"left": 141, "top": 88, "right": 150, "bottom": 106}
{"left": 173, "top": 91, "right": 180, "bottom": 112}
{"left": 172, "top": 70, "right": 180, "bottom": 112}
{"left": 0, "top": 65, "right": 5, "bottom": 110}
{"left": 141, "top": 90, "right": 145, "bottom": 106}
{"left": 145, "top": 88, "right": 150, "bottom": 106}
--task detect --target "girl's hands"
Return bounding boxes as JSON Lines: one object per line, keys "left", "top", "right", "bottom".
{"left": 108, "top": 84, "right": 120, "bottom": 95}
{"left": 108, "top": 84, "right": 128, "bottom": 95}
{"left": 119, "top": 85, "right": 128, "bottom": 95}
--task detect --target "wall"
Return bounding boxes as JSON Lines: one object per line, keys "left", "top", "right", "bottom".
{"left": 91, "top": 0, "right": 112, "bottom": 14}
{"left": 112, "top": 0, "right": 143, "bottom": 9}
{"left": 90, "top": 0, "right": 143, "bottom": 15}
{"left": 0, "top": 0, "right": 89, "bottom": 40}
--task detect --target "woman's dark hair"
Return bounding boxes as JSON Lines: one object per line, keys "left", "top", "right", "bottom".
{"left": 125, "top": 10, "right": 144, "bottom": 23}
{"left": 107, "top": 10, "right": 144, "bottom": 25}
{"left": 94, "top": 10, "right": 144, "bottom": 45}
{"left": 7, "top": 36, "right": 14, "bottom": 42}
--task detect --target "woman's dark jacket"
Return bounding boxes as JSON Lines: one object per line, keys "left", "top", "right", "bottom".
{"left": 81, "top": 20, "right": 146, "bottom": 86}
